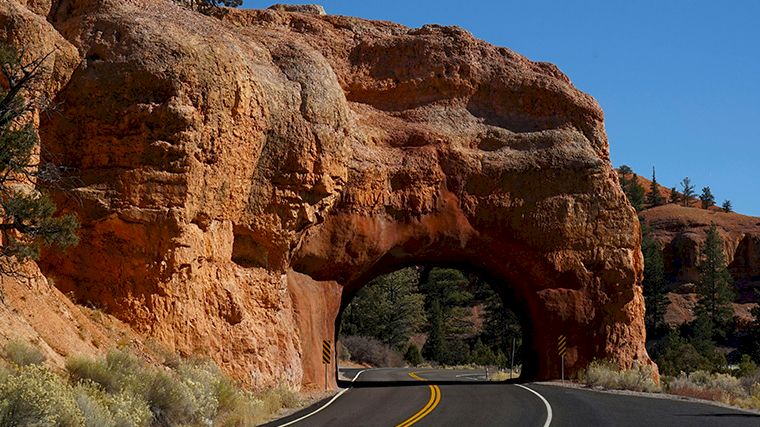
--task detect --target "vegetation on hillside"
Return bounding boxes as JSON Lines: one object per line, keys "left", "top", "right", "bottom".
{"left": 0, "top": 341, "right": 299, "bottom": 426}
{"left": 0, "top": 45, "right": 78, "bottom": 267}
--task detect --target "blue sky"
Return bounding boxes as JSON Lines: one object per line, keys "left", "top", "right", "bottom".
{"left": 241, "top": 1, "right": 760, "bottom": 216}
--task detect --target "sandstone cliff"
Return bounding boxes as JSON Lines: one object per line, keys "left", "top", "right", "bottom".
{"left": 3, "top": 0, "right": 651, "bottom": 389}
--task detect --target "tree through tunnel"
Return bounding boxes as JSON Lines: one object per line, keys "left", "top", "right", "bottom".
{"left": 337, "top": 266, "right": 528, "bottom": 378}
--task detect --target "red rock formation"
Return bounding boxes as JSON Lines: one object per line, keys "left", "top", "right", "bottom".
{"left": 5, "top": 0, "right": 652, "bottom": 388}
{"left": 640, "top": 205, "right": 760, "bottom": 297}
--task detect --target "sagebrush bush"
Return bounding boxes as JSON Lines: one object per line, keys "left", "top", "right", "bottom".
{"left": 342, "top": 335, "right": 404, "bottom": 367}
{"left": 583, "top": 359, "right": 659, "bottom": 392}
{"left": 0, "top": 347, "right": 301, "bottom": 426}
{"left": 74, "top": 382, "right": 116, "bottom": 427}
{"left": 666, "top": 371, "right": 746, "bottom": 403}
{"left": 0, "top": 364, "right": 84, "bottom": 426}
{"left": 67, "top": 356, "right": 118, "bottom": 393}
{"left": 4, "top": 340, "right": 46, "bottom": 367}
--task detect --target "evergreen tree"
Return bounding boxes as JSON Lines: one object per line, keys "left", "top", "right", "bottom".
{"left": 647, "top": 167, "right": 663, "bottom": 207}
{"left": 171, "top": 0, "right": 242, "bottom": 12}
{"left": 340, "top": 268, "right": 426, "bottom": 349}
{"left": 422, "top": 299, "right": 446, "bottom": 362}
{"left": 624, "top": 174, "right": 646, "bottom": 212}
{"left": 745, "top": 290, "right": 760, "bottom": 363}
{"left": 618, "top": 165, "right": 633, "bottom": 175}
{"left": 642, "top": 228, "right": 668, "bottom": 337}
{"left": 681, "top": 177, "right": 695, "bottom": 207}
{"left": 721, "top": 200, "right": 733, "bottom": 213}
{"left": 0, "top": 45, "right": 78, "bottom": 266}
{"left": 700, "top": 187, "right": 715, "bottom": 209}
{"left": 480, "top": 286, "right": 522, "bottom": 362}
{"left": 669, "top": 187, "right": 680, "bottom": 205}
{"left": 404, "top": 343, "right": 423, "bottom": 366}
{"left": 694, "top": 225, "right": 735, "bottom": 339}
{"left": 471, "top": 339, "right": 496, "bottom": 366}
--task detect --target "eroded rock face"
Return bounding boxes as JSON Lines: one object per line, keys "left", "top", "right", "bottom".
{"left": 6, "top": 0, "right": 650, "bottom": 388}
{"left": 640, "top": 205, "right": 760, "bottom": 300}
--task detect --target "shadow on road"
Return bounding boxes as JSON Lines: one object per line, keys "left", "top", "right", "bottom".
{"left": 674, "top": 413, "right": 760, "bottom": 418}
{"left": 337, "top": 378, "right": 525, "bottom": 388}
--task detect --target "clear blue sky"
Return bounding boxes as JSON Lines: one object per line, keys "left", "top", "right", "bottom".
{"left": 242, "top": 1, "right": 760, "bottom": 216}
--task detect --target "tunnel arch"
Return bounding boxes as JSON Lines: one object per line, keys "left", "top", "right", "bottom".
{"left": 289, "top": 175, "right": 652, "bottom": 389}
{"left": 334, "top": 262, "right": 537, "bottom": 378}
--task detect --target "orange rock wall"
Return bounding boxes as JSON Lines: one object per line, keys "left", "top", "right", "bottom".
{"left": 4, "top": 0, "right": 653, "bottom": 388}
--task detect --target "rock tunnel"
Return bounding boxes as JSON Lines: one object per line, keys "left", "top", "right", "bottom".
{"left": 23, "top": 0, "right": 652, "bottom": 389}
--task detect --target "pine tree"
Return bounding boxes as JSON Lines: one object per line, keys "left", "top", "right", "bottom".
{"left": 404, "top": 343, "right": 423, "bottom": 366}
{"left": 681, "top": 177, "right": 695, "bottom": 207}
{"left": 746, "top": 290, "right": 760, "bottom": 363}
{"left": 340, "top": 268, "right": 426, "bottom": 349}
{"left": 618, "top": 165, "right": 633, "bottom": 175}
{"left": 0, "top": 45, "right": 78, "bottom": 267}
{"left": 422, "top": 299, "right": 446, "bottom": 362}
{"left": 480, "top": 286, "right": 522, "bottom": 360}
{"left": 700, "top": 187, "right": 715, "bottom": 209}
{"left": 695, "top": 225, "right": 736, "bottom": 339}
{"left": 669, "top": 187, "right": 680, "bottom": 204}
{"left": 721, "top": 200, "right": 732, "bottom": 213}
{"left": 642, "top": 228, "right": 668, "bottom": 337}
{"left": 624, "top": 174, "right": 646, "bottom": 212}
{"left": 647, "top": 167, "right": 663, "bottom": 207}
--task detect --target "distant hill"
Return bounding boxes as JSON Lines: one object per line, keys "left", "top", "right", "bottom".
{"left": 615, "top": 167, "right": 760, "bottom": 327}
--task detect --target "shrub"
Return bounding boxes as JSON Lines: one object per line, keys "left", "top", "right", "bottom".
{"left": 107, "top": 391, "right": 151, "bottom": 427}
{"left": 404, "top": 344, "right": 423, "bottom": 367}
{"left": 584, "top": 359, "right": 659, "bottom": 392}
{"left": 341, "top": 336, "right": 404, "bottom": 367}
{"left": 666, "top": 371, "right": 746, "bottom": 403}
{"left": 67, "top": 356, "right": 118, "bottom": 392}
{"left": 0, "top": 364, "right": 84, "bottom": 426}
{"left": 133, "top": 369, "right": 198, "bottom": 426}
{"left": 4, "top": 340, "right": 46, "bottom": 366}
{"left": 73, "top": 382, "right": 116, "bottom": 427}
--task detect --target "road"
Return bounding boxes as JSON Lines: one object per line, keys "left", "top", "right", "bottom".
{"left": 265, "top": 368, "right": 760, "bottom": 427}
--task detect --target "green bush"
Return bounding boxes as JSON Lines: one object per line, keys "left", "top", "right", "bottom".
{"left": 404, "top": 344, "right": 423, "bottom": 366}
{"left": 4, "top": 340, "right": 46, "bottom": 367}
{"left": 0, "top": 364, "right": 84, "bottom": 426}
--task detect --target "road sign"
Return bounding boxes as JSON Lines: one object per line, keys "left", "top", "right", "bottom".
{"left": 557, "top": 335, "right": 567, "bottom": 358}
{"left": 558, "top": 335, "right": 567, "bottom": 383}
{"left": 322, "top": 340, "right": 331, "bottom": 365}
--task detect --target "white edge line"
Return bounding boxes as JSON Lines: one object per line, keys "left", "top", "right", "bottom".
{"left": 515, "top": 384, "right": 553, "bottom": 427}
{"left": 274, "top": 369, "right": 368, "bottom": 427}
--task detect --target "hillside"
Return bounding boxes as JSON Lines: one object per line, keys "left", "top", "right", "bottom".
{"left": 616, "top": 168, "right": 760, "bottom": 326}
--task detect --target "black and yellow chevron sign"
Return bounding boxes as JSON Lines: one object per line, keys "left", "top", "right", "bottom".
{"left": 557, "top": 335, "right": 567, "bottom": 358}
{"left": 322, "top": 340, "right": 332, "bottom": 365}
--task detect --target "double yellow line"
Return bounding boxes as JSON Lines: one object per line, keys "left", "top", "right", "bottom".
{"left": 396, "top": 372, "right": 441, "bottom": 427}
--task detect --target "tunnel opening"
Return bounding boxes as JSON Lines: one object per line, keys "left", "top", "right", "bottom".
{"left": 333, "top": 264, "right": 535, "bottom": 384}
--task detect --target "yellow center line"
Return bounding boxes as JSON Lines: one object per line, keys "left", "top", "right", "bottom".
{"left": 395, "top": 372, "right": 441, "bottom": 427}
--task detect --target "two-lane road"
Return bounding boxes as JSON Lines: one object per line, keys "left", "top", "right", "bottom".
{"left": 266, "top": 368, "right": 760, "bottom": 426}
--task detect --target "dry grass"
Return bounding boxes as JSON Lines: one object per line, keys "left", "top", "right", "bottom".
{"left": 0, "top": 347, "right": 303, "bottom": 426}
{"left": 4, "top": 340, "right": 46, "bottom": 367}
{"left": 665, "top": 371, "right": 753, "bottom": 407}
{"left": 582, "top": 360, "right": 660, "bottom": 393}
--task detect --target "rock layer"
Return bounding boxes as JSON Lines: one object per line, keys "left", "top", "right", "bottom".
{"left": 640, "top": 205, "right": 760, "bottom": 300}
{"left": 5, "top": 0, "right": 651, "bottom": 388}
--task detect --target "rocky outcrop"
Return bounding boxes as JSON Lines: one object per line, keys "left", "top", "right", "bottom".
{"left": 4, "top": 0, "right": 651, "bottom": 388}
{"left": 640, "top": 205, "right": 760, "bottom": 301}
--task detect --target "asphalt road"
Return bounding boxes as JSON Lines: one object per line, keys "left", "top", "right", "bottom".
{"left": 264, "top": 368, "right": 760, "bottom": 427}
